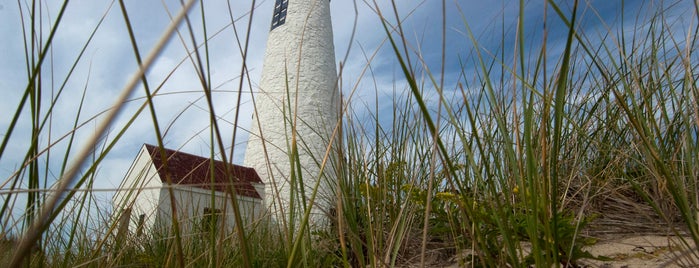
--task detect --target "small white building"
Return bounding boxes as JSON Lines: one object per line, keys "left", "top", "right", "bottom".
{"left": 112, "top": 144, "right": 264, "bottom": 236}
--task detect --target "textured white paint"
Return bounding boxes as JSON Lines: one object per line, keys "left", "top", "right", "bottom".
{"left": 244, "top": 0, "right": 339, "bottom": 226}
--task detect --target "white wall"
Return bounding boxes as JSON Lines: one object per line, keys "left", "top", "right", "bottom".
{"left": 154, "top": 185, "right": 264, "bottom": 235}
{"left": 112, "top": 145, "right": 163, "bottom": 234}
{"left": 113, "top": 145, "right": 265, "bottom": 236}
{"left": 244, "top": 0, "right": 339, "bottom": 226}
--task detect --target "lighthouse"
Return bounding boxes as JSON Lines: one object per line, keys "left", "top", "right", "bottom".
{"left": 244, "top": 0, "right": 339, "bottom": 226}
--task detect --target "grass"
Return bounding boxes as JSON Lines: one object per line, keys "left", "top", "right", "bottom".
{"left": 1, "top": 0, "right": 698, "bottom": 267}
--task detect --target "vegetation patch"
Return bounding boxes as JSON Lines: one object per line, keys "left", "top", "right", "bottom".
{"left": 1, "top": 0, "right": 698, "bottom": 267}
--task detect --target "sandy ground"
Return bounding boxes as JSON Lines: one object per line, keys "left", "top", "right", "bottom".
{"left": 437, "top": 235, "right": 698, "bottom": 267}
{"left": 579, "top": 235, "right": 698, "bottom": 268}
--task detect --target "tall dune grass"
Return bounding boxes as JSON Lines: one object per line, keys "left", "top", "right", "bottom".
{"left": 1, "top": 0, "right": 697, "bottom": 267}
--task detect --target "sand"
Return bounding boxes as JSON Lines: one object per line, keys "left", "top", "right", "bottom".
{"left": 437, "top": 235, "right": 698, "bottom": 267}
{"left": 579, "top": 235, "right": 697, "bottom": 268}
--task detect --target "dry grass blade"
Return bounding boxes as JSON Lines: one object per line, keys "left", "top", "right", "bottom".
{"left": 9, "top": 0, "right": 198, "bottom": 266}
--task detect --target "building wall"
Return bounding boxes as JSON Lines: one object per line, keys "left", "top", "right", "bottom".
{"left": 154, "top": 186, "right": 264, "bottom": 235}
{"left": 113, "top": 145, "right": 265, "bottom": 236}
{"left": 244, "top": 0, "right": 339, "bottom": 226}
{"left": 112, "top": 145, "right": 163, "bottom": 234}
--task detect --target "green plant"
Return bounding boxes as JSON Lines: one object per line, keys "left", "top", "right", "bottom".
{"left": 1, "top": 0, "right": 698, "bottom": 267}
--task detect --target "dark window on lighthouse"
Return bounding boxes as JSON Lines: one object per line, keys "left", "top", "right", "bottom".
{"left": 271, "top": 0, "right": 288, "bottom": 31}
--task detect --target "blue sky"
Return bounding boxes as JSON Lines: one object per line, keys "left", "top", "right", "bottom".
{"left": 0, "top": 0, "right": 696, "bottom": 218}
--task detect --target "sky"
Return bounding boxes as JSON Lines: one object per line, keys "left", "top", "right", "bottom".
{"left": 0, "top": 0, "right": 696, "bottom": 220}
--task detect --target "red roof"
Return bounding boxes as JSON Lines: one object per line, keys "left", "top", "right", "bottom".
{"left": 144, "top": 144, "right": 263, "bottom": 199}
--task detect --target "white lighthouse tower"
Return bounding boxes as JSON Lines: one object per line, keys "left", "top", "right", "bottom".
{"left": 245, "top": 0, "right": 338, "bottom": 226}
